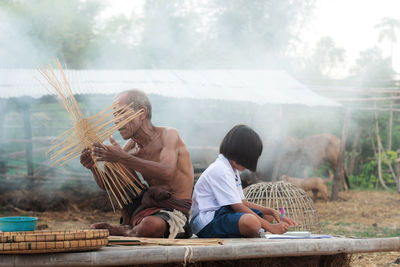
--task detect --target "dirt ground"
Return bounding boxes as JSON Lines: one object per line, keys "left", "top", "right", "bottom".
{"left": 2, "top": 190, "right": 400, "bottom": 266}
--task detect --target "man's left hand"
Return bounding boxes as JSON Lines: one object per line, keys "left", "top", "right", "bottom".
{"left": 93, "top": 137, "right": 126, "bottom": 162}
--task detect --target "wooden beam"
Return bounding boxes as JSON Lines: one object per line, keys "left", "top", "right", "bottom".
{"left": 352, "top": 107, "right": 400, "bottom": 112}
{"left": 335, "top": 96, "right": 400, "bottom": 102}
{"left": 311, "top": 88, "right": 400, "bottom": 93}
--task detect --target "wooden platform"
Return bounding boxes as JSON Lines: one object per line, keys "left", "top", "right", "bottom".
{"left": 0, "top": 237, "right": 399, "bottom": 266}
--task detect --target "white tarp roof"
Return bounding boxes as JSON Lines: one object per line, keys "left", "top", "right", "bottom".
{"left": 0, "top": 69, "right": 341, "bottom": 107}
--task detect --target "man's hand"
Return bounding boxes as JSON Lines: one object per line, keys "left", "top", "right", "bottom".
{"left": 266, "top": 222, "right": 289, "bottom": 234}
{"left": 80, "top": 147, "right": 95, "bottom": 169}
{"left": 93, "top": 137, "right": 127, "bottom": 162}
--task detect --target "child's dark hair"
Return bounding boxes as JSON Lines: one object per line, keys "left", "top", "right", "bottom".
{"left": 219, "top": 125, "right": 263, "bottom": 172}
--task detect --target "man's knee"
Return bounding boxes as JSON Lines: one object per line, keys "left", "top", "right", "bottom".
{"left": 238, "top": 214, "right": 261, "bottom": 237}
{"left": 136, "top": 216, "right": 167, "bottom": 237}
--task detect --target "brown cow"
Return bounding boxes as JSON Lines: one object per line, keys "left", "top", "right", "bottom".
{"left": 272, "top": 134, "right": 349, "bottom": 190}
{"left": 281, "top": 175, "right": 329, "bottom": 201}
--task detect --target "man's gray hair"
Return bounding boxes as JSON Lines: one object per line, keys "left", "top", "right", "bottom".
{"left": 118, "top": 89, "right": 152, "bottom": 120}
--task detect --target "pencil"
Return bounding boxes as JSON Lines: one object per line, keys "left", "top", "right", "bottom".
{"left": 280, "top": 206, "right": 284, "bottom": 220}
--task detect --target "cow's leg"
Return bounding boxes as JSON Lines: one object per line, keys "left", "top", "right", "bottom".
{"left": 312, "top": 189, "right": 318, "bottom": 200}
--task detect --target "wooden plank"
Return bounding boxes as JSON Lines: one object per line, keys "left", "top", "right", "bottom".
{"left": 0, "top": 237, "right": 399, "bottom": 266}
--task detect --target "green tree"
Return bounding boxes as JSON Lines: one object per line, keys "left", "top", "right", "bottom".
{"left": 0, "top": 0, "right": 103, "bottom": 68}
{"left": 202, "top": 0, "right": 316, "bottom": 68}
{"left": 305, "top": 36, "right": 346, "bottom": 79}
{"left": 350, "top": 47, "right": 393, "bottom": 83}
{"left": 138, "top": 0, "right": 201, "bottom": 68}
{"left": 375, "top": 17, "right": 400, "bottom": 70}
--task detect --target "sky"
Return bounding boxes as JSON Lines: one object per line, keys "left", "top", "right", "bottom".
{"left": 302, "top": 0, "right": 400, "bottom": 75}
{"left": 103, "top": 0, "right": 400, "bottom": 76}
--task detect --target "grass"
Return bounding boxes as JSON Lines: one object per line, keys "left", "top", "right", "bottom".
{"left": 320, "top": 221, "right": 400, "bottom": 238}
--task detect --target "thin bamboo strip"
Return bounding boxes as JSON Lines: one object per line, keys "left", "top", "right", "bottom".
{"left": 108, "top": 236, "right": 224, "bottom": 246}
{"left": 93, "top": 167, "right": 116, "bottom": 212}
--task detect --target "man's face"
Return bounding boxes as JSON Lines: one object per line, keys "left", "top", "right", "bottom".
{"left": 114, "top": 95, "right": 142, "bottom": 140}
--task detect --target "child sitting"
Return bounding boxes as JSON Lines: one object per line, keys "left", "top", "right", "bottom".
{"left": 190, "top": 125, "right": 297, "bottom": 238}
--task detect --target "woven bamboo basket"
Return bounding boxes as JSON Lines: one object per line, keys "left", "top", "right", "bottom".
{"left": 0, "top": 229, "right": 108, "bottom": 254}
{"left": 244, "top": 181, "right": 321, "bottom": 233}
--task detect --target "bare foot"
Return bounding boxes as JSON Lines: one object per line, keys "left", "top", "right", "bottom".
{"left": 90, "top": 222, "right": 111, "bottom": 230}
{"left": 91, "top": 222, "right": 135, "bottom": 236}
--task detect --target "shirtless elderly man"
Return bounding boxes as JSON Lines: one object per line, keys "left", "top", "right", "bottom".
{"left": 80, "top": 89, "right": 194, "bottom": 238}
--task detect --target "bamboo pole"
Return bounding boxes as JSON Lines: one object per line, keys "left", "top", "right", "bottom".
{"left": 374, "top": 107, "right": 389, "bottom": 190}
{"left": 331, "top": 109, "right": 351, "bottom": 201}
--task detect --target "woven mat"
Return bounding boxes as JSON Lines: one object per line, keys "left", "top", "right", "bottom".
{"left": 0, "top": 229, "right": 109, "bottom": 254}
{"left": 0, "top": 229, "right": 109, "bottom": 243}
{"left": 0, "top": 238, "right": 108, "bottom": 254}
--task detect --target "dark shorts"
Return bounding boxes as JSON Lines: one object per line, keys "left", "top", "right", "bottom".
{"left": 197, "top": 206, "right": 263, "bottom": 238}
{"left": 154, "top": 210, "right": 192, "bottom": 239}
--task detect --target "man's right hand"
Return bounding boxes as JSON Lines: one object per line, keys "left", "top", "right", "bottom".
{"left": 80, "top": 147, "right": 95, "bottom": 169}
{"left": 265, "top": 222, "right": 289, "bottom": 234}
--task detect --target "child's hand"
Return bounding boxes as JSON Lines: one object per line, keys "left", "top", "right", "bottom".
{"left": 267, "top": 222, "right": 289, "bottom": 234}
{"left": 271, "top": 210, "right": 281, "bottom": 222}
{"left": 282, "top": 217, "right": 297, "bottom": 227}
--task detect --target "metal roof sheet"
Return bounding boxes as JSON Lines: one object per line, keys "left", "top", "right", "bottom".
{"left": 0, "top": 69, "right": 341, "bottom": 107}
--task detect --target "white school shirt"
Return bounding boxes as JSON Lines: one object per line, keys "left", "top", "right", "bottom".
{"left": 190, "top": 154, "right": 245, "bottom": 234}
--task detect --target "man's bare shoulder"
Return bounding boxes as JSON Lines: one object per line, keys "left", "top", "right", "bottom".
{"left": 157, "top": 127, "right": 180, "bottom": 139}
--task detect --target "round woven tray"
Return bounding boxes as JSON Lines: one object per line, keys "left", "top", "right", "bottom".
{"left": 0, "top": 229, "right": 109, "bottom": 254}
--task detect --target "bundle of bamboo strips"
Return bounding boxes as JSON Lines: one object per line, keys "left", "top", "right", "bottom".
{"left": 38, "top": 59, "right": 146, "bottom": 210}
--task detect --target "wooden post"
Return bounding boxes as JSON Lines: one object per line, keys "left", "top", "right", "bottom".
{"left": 15, "top": 97, "right": 34, "bottom": 183}
{"left": 0, "top": 99, "right": 6, "bottom": 175}
{"left": 331, "top": 109, "right": 351, "bottom": 201}
{"left": 22, "top": 105, "right": 34, "bottom": 178}
{"left": 374, "top": 108, "right": 389, "bottom": 190}
{"left": 388, "top": 100, "right": 393, "bottom": 151}
{"left": 396, "top": 149, "right": 400, "bottom": 193}
{"left": 348, "top": 125, "right": 361, "bottom": 176}
{"left": 271, "top": 105, "right": 284, "bottom": 181}
{"left": 0, "top": 99, "right": 6, "bottom": 140}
